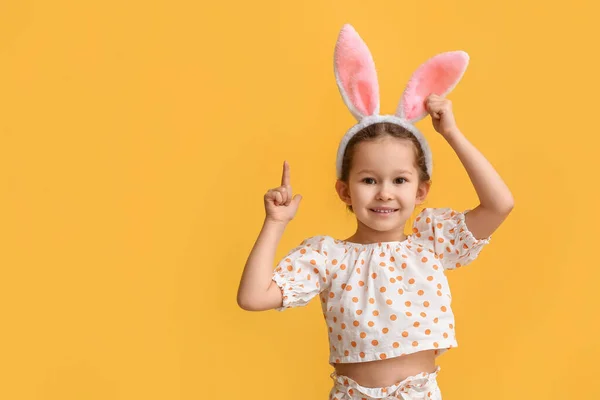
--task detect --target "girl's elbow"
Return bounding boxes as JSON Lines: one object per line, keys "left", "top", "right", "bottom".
{"left": 503, "top": 195, "right": 515, "bottom": 213}
{"left": 237, "top": 294, "right": 255, "bottom": 311}
{"left": 237, "top": 294, "right": 267, "bottom": 312}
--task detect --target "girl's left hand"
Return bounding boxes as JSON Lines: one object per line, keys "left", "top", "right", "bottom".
{"left": 425, "top": 94, "right": 458, "bottom": 137}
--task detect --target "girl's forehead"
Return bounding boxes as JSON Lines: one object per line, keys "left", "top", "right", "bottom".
{"left": 353, "top": 139, "right": 416, "bottom": 169}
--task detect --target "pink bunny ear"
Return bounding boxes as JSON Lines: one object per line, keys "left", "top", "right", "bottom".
{"left": 396, "top": 51, "right": 469, "bottom": 123}
{"left": 334, "top": 24, "right": 380, "bottom": 120}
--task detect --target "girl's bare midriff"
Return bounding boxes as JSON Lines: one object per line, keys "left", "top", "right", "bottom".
{"left": 334, "top": 349, "right": 437, "bottom": 388}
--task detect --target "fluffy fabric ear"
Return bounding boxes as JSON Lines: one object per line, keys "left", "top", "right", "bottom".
{"left": 334, "top": 24, "right": 380, "bottom": 121}
{"left": 396, "top": 51, "right": 469, "bottom": 123}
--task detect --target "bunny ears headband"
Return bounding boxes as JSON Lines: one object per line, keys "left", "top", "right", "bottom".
{"left": 334, "top": 24, "right": 470, "bottom": 179}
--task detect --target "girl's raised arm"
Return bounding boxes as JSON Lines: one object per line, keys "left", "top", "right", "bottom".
{"left": 425, "top": 95, "right": 514, "bottom": 239}
{"left": 237, "top": 161, "right": 302, "bottom": 311}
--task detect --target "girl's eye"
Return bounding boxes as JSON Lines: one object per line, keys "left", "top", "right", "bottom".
{"left": 362, "top": 178, "right": 406, "bottom": 184}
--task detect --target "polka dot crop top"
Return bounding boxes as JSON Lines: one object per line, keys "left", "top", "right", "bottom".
{"left": 271, "top": 208, "right": 491, "bottom": 365}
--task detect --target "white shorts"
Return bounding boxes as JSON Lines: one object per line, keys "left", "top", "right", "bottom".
{"left": 329, "top": 365, "right": 442, "bottom": 400}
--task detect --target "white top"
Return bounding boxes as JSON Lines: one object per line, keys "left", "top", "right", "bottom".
{"left": 271, "top": 207, "right": 491, "bottom": 365}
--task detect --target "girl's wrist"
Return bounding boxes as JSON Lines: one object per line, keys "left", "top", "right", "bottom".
{"left": 264, "top": 217, "right": 289, "bottom": 228}
{"left": 443, "top": 128, "right": 464, "bottom": 144}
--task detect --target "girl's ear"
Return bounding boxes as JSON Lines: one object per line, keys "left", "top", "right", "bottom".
{"left": 396, "top": 51, "right": 469, "bottom": 123}
{"left": 415, "top": 181, "right": 431, "bottom": 205}
{"left": 335, "top": 179, "right": 352, "bottom": 205}
{"left": 334, "top": 24, "right": 380, "bottom": 121}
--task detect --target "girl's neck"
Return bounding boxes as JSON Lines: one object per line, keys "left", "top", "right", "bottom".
{"left": 345, "top": 222, "right": 408, "bottom": 245}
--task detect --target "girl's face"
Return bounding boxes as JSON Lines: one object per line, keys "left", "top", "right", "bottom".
{"left": 336, "top": 136, "right": 429, "bottom": 242}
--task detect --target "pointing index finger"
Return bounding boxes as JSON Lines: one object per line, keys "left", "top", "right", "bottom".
{"left": 281, "top": 161, "right": 291, "bottom": 187}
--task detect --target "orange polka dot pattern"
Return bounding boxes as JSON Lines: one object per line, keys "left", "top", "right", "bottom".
{"left": 271, "top": 208, "right": 491, "bottom": 365}
{"left": 329, "top": 365, "right": 442, "bottom": 400}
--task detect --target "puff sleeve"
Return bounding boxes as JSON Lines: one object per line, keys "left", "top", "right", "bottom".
{"left": 412, "top": 208, "right": 491, "bottom": 270}
{"left": 271, "top": 236, "right": 330, "bottom": 311}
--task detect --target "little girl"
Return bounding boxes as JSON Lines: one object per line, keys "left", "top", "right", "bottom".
{"left": 237, "top": 25, "right": 514, "bottom": 400}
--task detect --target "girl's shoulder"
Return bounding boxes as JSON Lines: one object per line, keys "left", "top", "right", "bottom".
{"left": 294, "top": 235, "right": 357, "bottom": 256}
{"left": 299, "top": 235, "right": 345, "bottom": 250}
{"left": 411, "top": 207, "right": 466, "bottom": 231}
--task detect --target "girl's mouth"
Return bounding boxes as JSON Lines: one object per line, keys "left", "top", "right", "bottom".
{"left": 369, "top": 208, "right": 399, "bottom": 215}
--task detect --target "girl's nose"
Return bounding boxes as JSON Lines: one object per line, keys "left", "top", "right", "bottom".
{"left": 376, "top": 184, "right": 393, "bottom": 200}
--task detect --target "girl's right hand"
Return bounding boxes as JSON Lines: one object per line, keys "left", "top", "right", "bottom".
{"left": 264, "top": 161, "right": 302, "bottom": 224}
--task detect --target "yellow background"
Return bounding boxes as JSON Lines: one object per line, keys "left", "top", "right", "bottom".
{"left": 1, "top": 0, "right": 599, "bottom": 399}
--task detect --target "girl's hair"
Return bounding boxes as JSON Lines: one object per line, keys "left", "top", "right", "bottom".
{"left": 340, "top": 122, "right": 432, "bottom": 213}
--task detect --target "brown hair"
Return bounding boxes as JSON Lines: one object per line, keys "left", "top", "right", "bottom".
{"left": 340, "top": 122, "right": 431, "bottom": 213}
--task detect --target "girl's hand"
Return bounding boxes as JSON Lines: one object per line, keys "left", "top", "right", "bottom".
{"left": 264, "top": 161, "right": 302, "bottom": 224}
{"left": 425, "top": 94, "right": 459, "bottom": 137}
